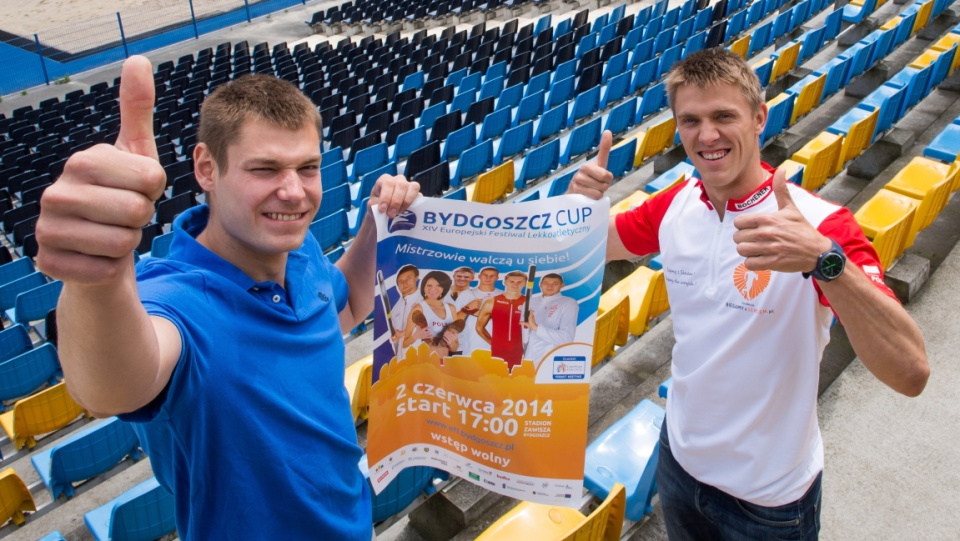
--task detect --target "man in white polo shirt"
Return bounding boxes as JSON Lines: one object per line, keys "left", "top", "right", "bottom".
{"left": 569, "top": 48, "right": 928, "bottom": 540}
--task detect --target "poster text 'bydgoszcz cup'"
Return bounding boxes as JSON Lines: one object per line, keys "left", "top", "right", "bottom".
{"left": 367, "top": 194, "right": 609, "bottom": 506}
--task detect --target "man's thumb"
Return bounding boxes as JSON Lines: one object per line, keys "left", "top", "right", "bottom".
{"left": 116, "top": 55, "right": 159, "bottom": 161}
{"left": 773, "top": 168, "right": 796, "bottom": 211}
{"left": 596, "top": 130, "right": 612, "bottom": 169}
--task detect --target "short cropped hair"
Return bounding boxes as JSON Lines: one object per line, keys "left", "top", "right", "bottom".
{"left": 665, "top": 48, "right": 763, "bottom": 113}
{"left": 420, "top": 270, "right": 453, "bottom": 298}
{"left": 397, "top": 264, "right": 420, "bottom": 279}
{"left": 541, "top": 273, "right": 563, "bottom": 283}
{"left": 198, "top": 74, "right": 322, "bottom": 172}
{"left": 504, "top": 270, "right": 528, "bottom": 281}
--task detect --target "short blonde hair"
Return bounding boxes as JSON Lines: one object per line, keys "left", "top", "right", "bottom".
{"left": 665, "top": 48, "right": 763, "bottom": 112}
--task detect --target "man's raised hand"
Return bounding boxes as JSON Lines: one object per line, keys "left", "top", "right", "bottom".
{"left": 37, "top": 56, "right": 168, "bottom": 285}
{"left": 567, "top": 130, "right": 614, "bottom": 199}
{"left": 732, "top": 168, "right": 830, "bottom": 273}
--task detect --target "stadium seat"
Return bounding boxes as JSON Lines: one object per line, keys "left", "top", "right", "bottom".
{"left": 658, "top": 377, "right": 673, "bottom": 399}
{"left": 599, "top": 267, "right": 669, "bottom": 336}
{"left": 584, "top": 399, "right": 664, "bottom": 521}
{"left": 560, "top": 117, "right": 602, "bottom": 165}
{"left": 534, "top": 102, "right": 569, "bottom": 144}
{"left": 792, "top": 132, "right": 843, "bottom": 191}
{"left": 827, "top": 106, "right": 879, "bottom": 169}
{"left": 606, "top": 136, "right": 639, "bottom": 180}
{"left": 31, "top": 417, "right": 142, "bottom": 499}
{"left": 0, "top": 381, "right": 86, "bottom": 450}
{"left": 345, "top": 356, "right": 373, "bottom": 423}
{"left": 645, "top": 161, "right": 694, "bottom": 195}
{"left": 604, "top": 96, "right": 638, "bottom": 136}
{"left": 609, "top": 189, "right": 650, "bottom": 215}
{"left": 569, "top": 86, "right": 601, "bottom": 126}
{"left": 635, "top": 114, "right": 677, "bottom": 165}
{"left": 351, "top": 142, "right": 389, "bottom": 184}
{"left": 593, "top": 302, "right": 624, "bottom": 366}
{"left": 760, "top": 93, "right": 795, "bottom": 146}
{"left": 516, "top": 139, "right": 560, "bottom": 189}
{"left": 475, "top": 483, "right": 625, "bottom": 541}
{"left": 150, "top": 232, "right": 174, "bottom": 259}
{"left": 854, "top": 189, "right": 919, "bottom": 269}
{"left": 0, "top": 343, "right": 61, "bottom": 408}
{"left": 310, "top": 209, "right": 349, "bottom": 253}
{"left": 414, "top": 162, "right": 451, "bottom": 198}
{"left": 786, "top": 74, "right": 826, "bottom": 125}
{"left": 9, "top": 279, "right": 64, "bottom": 328}
{"left": 441, "top": 124, "right": 477, "bottom": 162}
{"left": 452, "top": 140, "right": 494, "bottom": 187}
{"left": 883, "top": 157, "right": 957, "bottom": 245}
{"left": 84, "top": 477, "right": 176, "bottom": 541}
{"left": 924, "top": 121, "right": 960, "bottom": 163}
{"left": 0, "top": 258, "right": 35, "bottom": 287}
{"left": 0, "top": 324, "right": 32, "bottom": 365}
{"left": 359, "top": 454, "right": 446, "bottom": 522}
{"left": 0, "top": 468, "right": 35, "bottom": 527}
{"left": 469, "top": 160, "right": 515, "bottom": 203}
{"left": 495, "top": 121, "right": 534, "bottom": 165}
{"left": 393, "top": 126, "right": 428, "bottom": 162}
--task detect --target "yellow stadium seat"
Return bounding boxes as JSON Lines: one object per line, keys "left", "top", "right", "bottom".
{"left": 468, "top": 160, "right": 515, "bottom": 203}
{"left": 836, "top": 108, "right": 879, "bottom": 170}
{"left": 599, "top": 267, "right": 669, "bottom": 337}
{"left": 911, "top": 1, "right": 934, "bottom": 35}
{"left": 592, "top": 305, "right": 622, "bottom": 367}
{"left": 344, "top": 355, "right": 373, "bottom": 423}
{"left": 790, "top": 74, "right": 826, "bottom": 125}
{"left": 476, "top": 483, "right": 626, "bottom": 541}
{"left": 0, "top": 469, "right": 35, "bottom": 527}
{"left": 884, "top": 157, "right": 957, "bottom": 244}
{"left": 634, "top": 114, "right": 676, "bottom": 165}
{"left": 792, "top": 132, "right": 844, "bottom": 191}
{"left": 908, "top": 48, "right": 943, "bottom": 71}
{"left": 771, "top": 41, "right": 802, "bottom": 82}
{"left": 0, "top": 382, "right": 86, "bottom": 450}
{"left": 932, "top": 34, "right": 960, "bottom": 75}
{"left": 854, "top": 189, "right": 919, "bottom": 269}
{"left": 609, "top": 190, "right": 649, "bottom": 215}
{"left": 730, "top": 35, "right": 751, "bottom": 59}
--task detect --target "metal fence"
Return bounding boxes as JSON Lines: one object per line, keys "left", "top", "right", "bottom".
{"left": 0, "top": 0, "right": 308, "bottom": 96}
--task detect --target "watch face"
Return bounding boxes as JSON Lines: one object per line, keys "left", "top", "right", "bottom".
{"left": 821, "top": 252, "right": 845, "bottom": 279}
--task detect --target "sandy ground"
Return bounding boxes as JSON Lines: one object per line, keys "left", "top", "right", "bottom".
{"left": 0, "top": 0, "right": 244, "bottom": 46}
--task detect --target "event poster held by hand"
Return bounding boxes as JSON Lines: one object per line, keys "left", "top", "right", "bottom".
{"left": 367, "top": 194, "right": 609, "bottom": 505}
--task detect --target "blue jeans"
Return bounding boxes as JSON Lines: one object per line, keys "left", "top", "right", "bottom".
{"left": 657, "top": 420, "right": 822, "bottom": 541}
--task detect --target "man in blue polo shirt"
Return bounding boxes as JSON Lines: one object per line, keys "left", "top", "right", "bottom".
{"left": 35, "top": 55, "right": 420, "bottom": 539}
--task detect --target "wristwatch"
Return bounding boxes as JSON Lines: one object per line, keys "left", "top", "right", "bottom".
{"left": 802, "top": 239, "right": 846, "bottom": 282}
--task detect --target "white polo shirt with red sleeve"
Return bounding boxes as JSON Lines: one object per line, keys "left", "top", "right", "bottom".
{"left": 615, "top": 164, "right": 894, "bottom": 506}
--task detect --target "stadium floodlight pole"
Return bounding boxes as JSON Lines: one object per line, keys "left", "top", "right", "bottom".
{"left": 377, "top": 271, "right": 399, "bottom": 355}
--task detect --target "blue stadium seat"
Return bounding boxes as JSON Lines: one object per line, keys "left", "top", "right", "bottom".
{"left": 548, "top": 170, "right": 576, "bottom": 197}
{"left": 569, "top": 86, "right": 601, "bottom": 125}
{"left": 631, "top": 57, "right": 660, "bottom": 92}
{"left": 514, "top": 90, "right": 546, "bottom": 127}
{"left": 352, "top": 163, "right": 398, "bottom": 207}
{"left": 601, "top": 71, "right": 632, "bottom": 109}
{"left": 842, "top": 0, "right": 878, "bottom": 23}
{"left": 534, "top": 102, "right": 569, "bottom": 143}
{"left": 84, "top": 477, "right": 176, "bottom": 541}
{"left": 0, "top": 343, "right": 61, "bottom": 408}
{"left": 496, "top": 121, "right": 534, "bottom": 164}
{"left": 393, "top": 126, "right": 428, "bottom": 162}
{"left": 320, "top": 159, "right": 348, "bottom": 190}
{"left": 452, "top": 139, "right": 494, "bottom": 187}
{"left": 924, "top": 120, "right": 960, "bottom": 162}
{"left": 0, "top": 272, "right": 47, "bottom": 313}
{"left": 351, "top": 142, "right": 389, "bottom": 184}
{"left": 608, "top": 137, "right": 639, "bottom": 179}
{"left": 0, "top": 258, "right": 35, "bottom": 287}
{"left": 862, "top": 84, "right": 907, "bottom": 140}
{"left": 496, "top": 83, "right": 523, "bottom": 112}
{"left": 0, "top": 324, "right": 32, "bottom": 365}
{"left": 658, "top": 377, "right": 672, "bottom": 398}
{"left": 359, "top": 455, "right": 446, "bottom": 522}
{"left": 560, "top": 117, "right": 602, "bottom": 165}
{"left": 584, "top": 399, "right": 665, "bottom": 521}
{"left": 548, "top": 75, "right": 576, "bottom": 107}
{"left": 318, "top": 184, "right": 351, "bottom": 219}
{"left": 515, "top": 139, "right": 560, "bottom": 189}
{"left": 150, "top": 232, "right": 174, "bottom": 259}
{"left": 32, "top": 417, "right": 142, "bottom": 499}
{"left": 479, "top": 107, "right": 512, "bottom": 142}
{"left": 441, "top": 124, "right": 477, "bottom": 162}
{"left": 605, "top": 96, "right": 638, "bottom": 135}
{"left": 310, "top": 209, "right": 348, "bottom": 252}
{"left": 636, "top": 82, "right": 667, "bottom": 123}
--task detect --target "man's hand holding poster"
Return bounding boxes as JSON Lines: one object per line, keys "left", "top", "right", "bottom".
{"left": 368, "top": 194, "right": 609, "bottom": 505}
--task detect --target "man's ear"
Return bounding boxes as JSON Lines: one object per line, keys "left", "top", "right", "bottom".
{"left": 755, "top": 101, "right": 769, "bottom": 136}
{"left": 193, "top": 143, "right": 218, "bottom": 192}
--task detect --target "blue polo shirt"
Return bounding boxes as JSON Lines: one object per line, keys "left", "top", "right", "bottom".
{"left": 124, "top": 205, "right": 371, "bottom": 540}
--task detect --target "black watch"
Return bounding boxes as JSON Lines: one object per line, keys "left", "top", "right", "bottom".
{"left": 802, "top": 239, "right": 846, "bottom": 282}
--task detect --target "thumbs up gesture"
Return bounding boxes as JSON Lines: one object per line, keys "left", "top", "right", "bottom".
{"left": 567, "top": 130, "right": 614, "bottom": 199}
{"left": 37, "top": 56, "right": 168, "bottom": 285}
{"left": 732, "top": 168, "right": 832, "bottom": 273}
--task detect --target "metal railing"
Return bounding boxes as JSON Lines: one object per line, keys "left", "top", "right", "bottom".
{"left": 0, "top": 0, "right": 308, "bottom": 96}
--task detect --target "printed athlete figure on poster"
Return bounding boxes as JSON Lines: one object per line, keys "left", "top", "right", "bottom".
{"left": 521, "top": 273, "right": 579, "bottom": 364}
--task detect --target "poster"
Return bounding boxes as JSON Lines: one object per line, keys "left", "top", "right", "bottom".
{"left": 366, "top": 194, "right": 609, "bottom": 506}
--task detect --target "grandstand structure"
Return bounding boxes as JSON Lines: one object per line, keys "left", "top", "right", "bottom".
{"left": 1, "top": 0, "right": 959, "bottom": 538}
